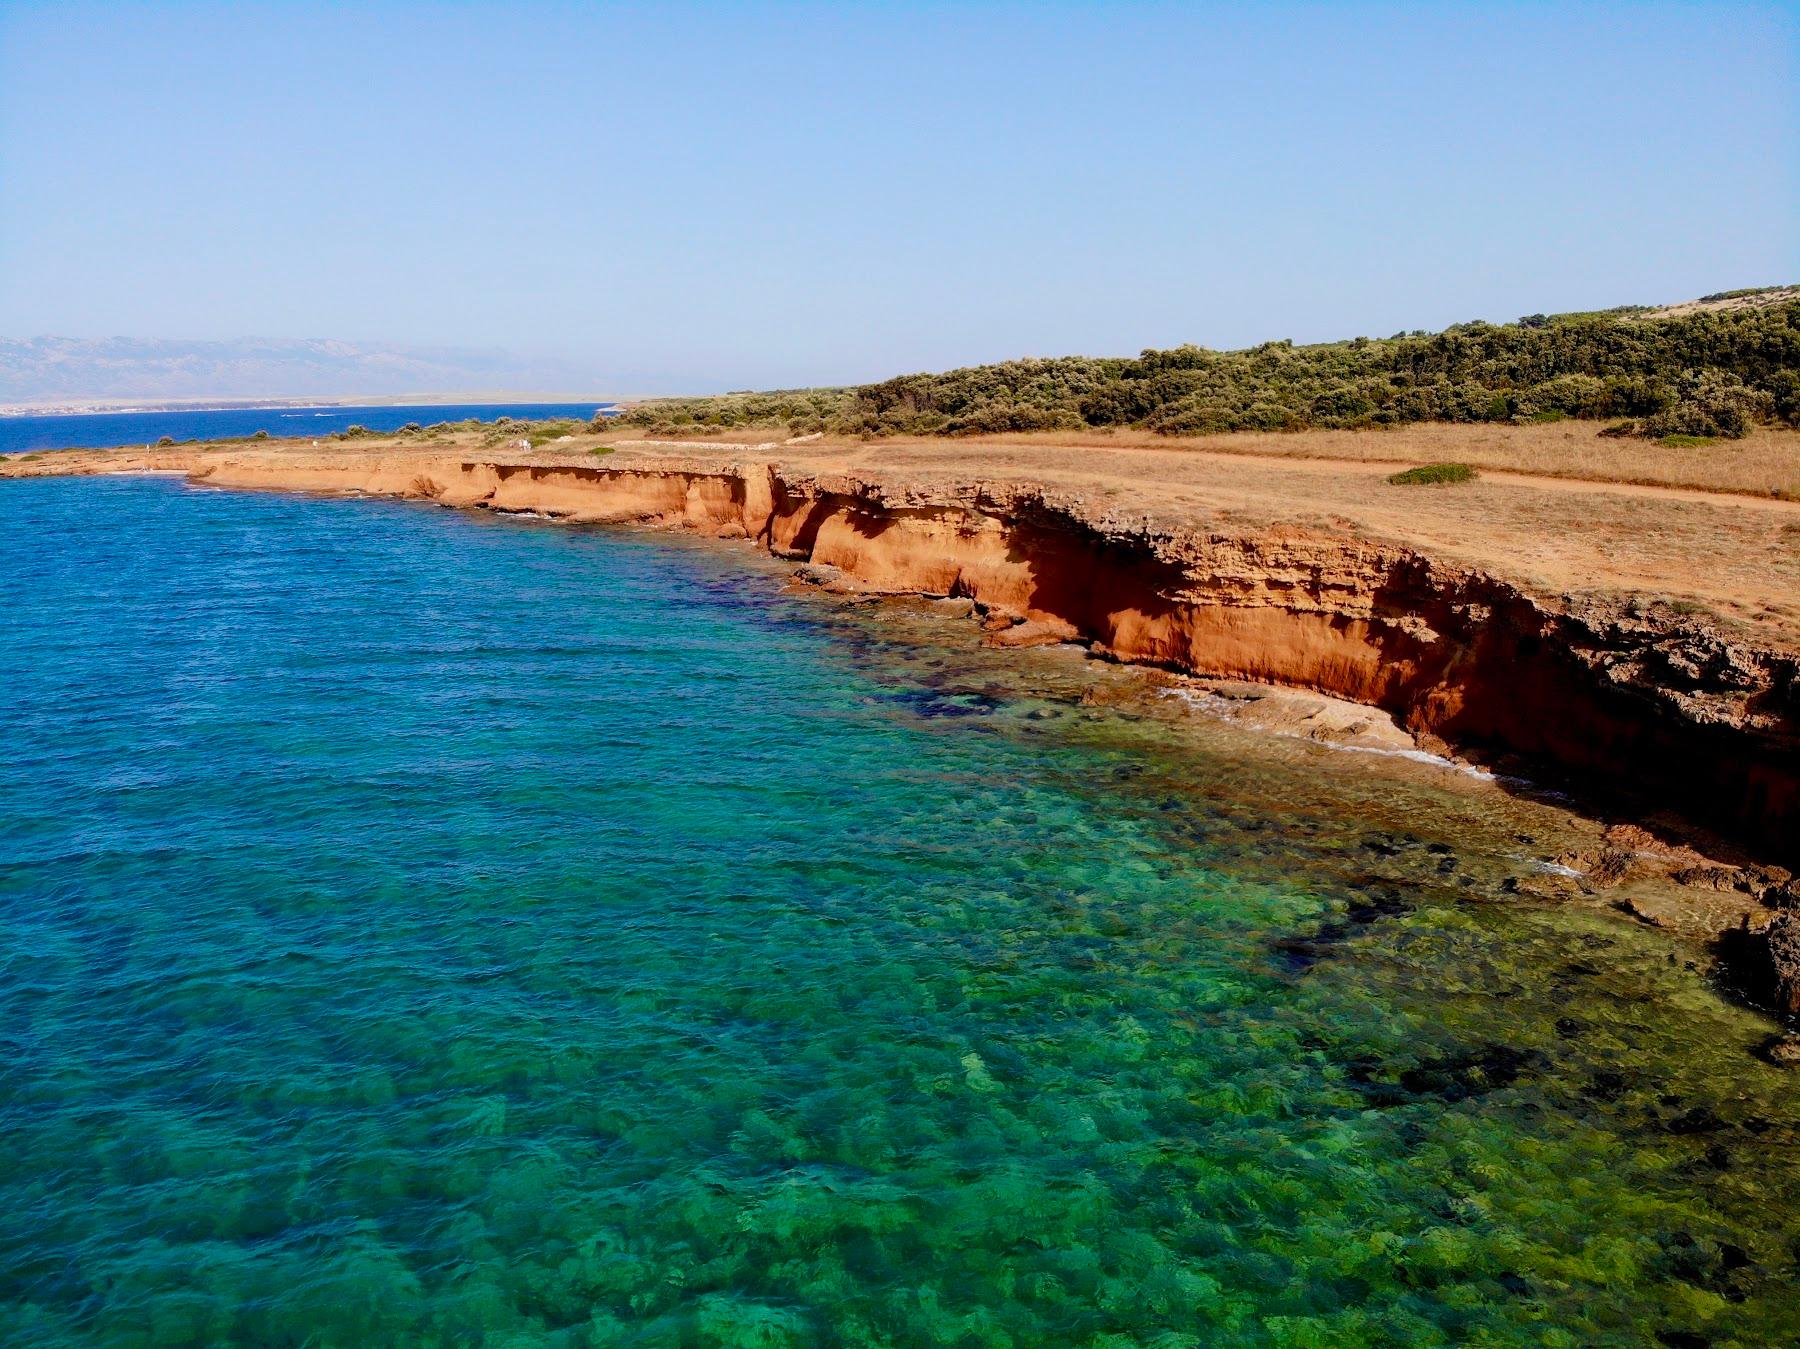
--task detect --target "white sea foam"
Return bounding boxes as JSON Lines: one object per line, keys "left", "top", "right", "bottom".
{"left": 1325, "top": 742, "right": 1497, "bottom": 781}
{"left": 1530, "top": 858, "right": 1586, "bottom": 878}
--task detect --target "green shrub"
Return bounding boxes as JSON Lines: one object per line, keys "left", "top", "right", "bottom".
{"left": 1766, "top": 369, "right": 1800, "bottom": 426}
{"left": 1599, "top": 375, "right": 1674, "bottom": 417}
{"left": 591, "top": 446, "right": 616, "bottom": 456}
{"left": 525, "top": 418, "right": 583, "bottom": 447}
{"left": 1388, "top": 462, "right": 1477, "bottom": 486}
{"left": 1657, "top": 434, "right": 1717, "bottom": 448}
{"left": 1529, "top": 372, "right": 1610, "bottom": 417}
{"left": 251, "top": 429, "right": 270, "bottom": 440}
{"left": 1641, "top": 370, "right": 1774, "bottom": 439}
{"left": 616, "top": 299, "right": 1800, "bottom": 440}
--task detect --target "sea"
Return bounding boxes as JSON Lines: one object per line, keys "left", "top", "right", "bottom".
{"left": 0, "top": 402, "right": 611, "bottom": 455}
{"left": 2, "top": 474, "right": 1797, "bottom": 1346}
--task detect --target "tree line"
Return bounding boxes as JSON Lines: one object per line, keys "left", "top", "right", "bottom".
{"left": 617, "top": 295, "right": 1800, "bottom": 441}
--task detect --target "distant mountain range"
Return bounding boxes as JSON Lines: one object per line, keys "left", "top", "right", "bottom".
{"left": 0, "top": 337, "right": 611, "bottom": 406}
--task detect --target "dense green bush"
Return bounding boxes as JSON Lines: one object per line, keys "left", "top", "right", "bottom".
{"left": 620, "top": 296, "right": 1800, "bottom": 441}
{"left": 1388, "top": 462, "right": 1477, "bottom": 485}
{"left": 1641, "top": 370, "right": 1776, "bottom": 439}
{"left": 1770, "top": 369, "right": 1800, "bottom": 425}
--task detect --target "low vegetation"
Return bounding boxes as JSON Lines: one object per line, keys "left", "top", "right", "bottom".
{"left": 1387, "top": 462, "right": 1477, "bottom": 486}
{"left": 525, "top": 418, "right": 584, "bottom": 447}
{"left": 620, "top": 295, "right": 1800, "bottom": 443}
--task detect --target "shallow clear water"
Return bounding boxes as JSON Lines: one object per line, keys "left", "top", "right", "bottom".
{"left": 2, "top": 477, "right": 1796, "bottom": 1348}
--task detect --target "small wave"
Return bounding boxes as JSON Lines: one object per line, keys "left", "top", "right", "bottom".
{"left": 1529, "top": 858, "right": 1585, "bottom": 878}
{"left": 1326, "top": 743, "right": 1496, "bottom": 781}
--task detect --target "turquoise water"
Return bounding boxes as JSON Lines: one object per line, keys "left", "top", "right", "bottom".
{"left": 2, "top": 476, "right": 1797, "bottom": 1348}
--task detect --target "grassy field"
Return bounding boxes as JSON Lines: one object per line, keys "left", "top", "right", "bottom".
{"left": 592, "top": 419, "right": 1800, "bottom": 501}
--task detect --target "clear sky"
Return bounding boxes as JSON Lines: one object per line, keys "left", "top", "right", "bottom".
{"left": 1, "top": 1, "right": 1795, "bottom": 393}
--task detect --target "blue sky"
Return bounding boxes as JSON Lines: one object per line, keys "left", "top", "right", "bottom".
{"left": 1, "top": 1, "right": 1795, "bottom": 393}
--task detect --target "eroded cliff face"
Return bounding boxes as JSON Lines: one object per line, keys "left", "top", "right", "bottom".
{"left": 754, "top": 473, "right": 1797, "bottom": 867}
{"left": 24, "top": 449, "right": 1800, "bottom": 864}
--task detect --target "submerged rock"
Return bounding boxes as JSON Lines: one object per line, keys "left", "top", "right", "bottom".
{"left": 1346, "top": 1042, "right": 1550, "bottom": 1106}
{"left": 1656, "top": 1329, "right": 1711, "bottom": 1348}
{"left": 1757, "top": 1033, "right": 1800, "bottom": 1068}
{"left": 1665, "top": 1105, "right": 1727, "bottom": 1135}
{"left": 985, "top": 616, "right": 1082, "bottom": 649}
{"left": 1582, "top": 1069, "right": 1630, "bottom": 1102}
{"left": 1271, "top": 878, "right": 1416, "bottom": 971}
{"left": 1719, "top": 910, "right": 1800, "bottom": 1016}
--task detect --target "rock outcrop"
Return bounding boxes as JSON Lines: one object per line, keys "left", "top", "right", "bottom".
{"left": 1724, "top": 909, "right": 1800, "bottom": 1018}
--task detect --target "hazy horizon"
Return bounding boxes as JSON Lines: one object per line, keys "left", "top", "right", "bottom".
{"left": 2, "top": 2, "right": 1796, "bottom": 396}
{"left": 0, "top": 336, "right": 631, "bottom": 405}
{"left": 3, "top": 285, "right": 1796, "bottom": 406}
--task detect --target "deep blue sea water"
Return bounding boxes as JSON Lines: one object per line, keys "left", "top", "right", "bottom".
{"left": 0, "top": 403, "right": 610, "bottom": 455}
{"left": 2, "top": 475, "right": 1797, "bottom": 1347}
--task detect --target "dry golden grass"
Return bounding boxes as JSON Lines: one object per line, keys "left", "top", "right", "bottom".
{"left": 598, "top": 420, "right": 1800, "bottom": 499}
{"left": 863, "top": 423, "right": 1800, "bottom": 500}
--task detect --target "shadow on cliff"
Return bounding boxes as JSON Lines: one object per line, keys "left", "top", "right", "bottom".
{"left": 769, "top": 481, "right": 1797, "bottom": 867}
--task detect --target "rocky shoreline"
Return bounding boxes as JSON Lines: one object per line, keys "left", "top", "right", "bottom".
{"left": 7, "top": 443, "right": 1798, "bottom": 1031}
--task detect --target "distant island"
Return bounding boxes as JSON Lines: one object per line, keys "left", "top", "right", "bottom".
{"left": 0, "top": 393, "right": 625, "bottom": 418}
{"left": 0, "top": 335, "right": 619, "bottom": 408}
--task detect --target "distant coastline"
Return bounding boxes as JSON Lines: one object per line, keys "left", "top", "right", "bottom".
{"left": 0, "top": 392, "right": 631, "bottom": 418}
{"left": 0, "top": 401, "right": 618, "bottom": 455}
